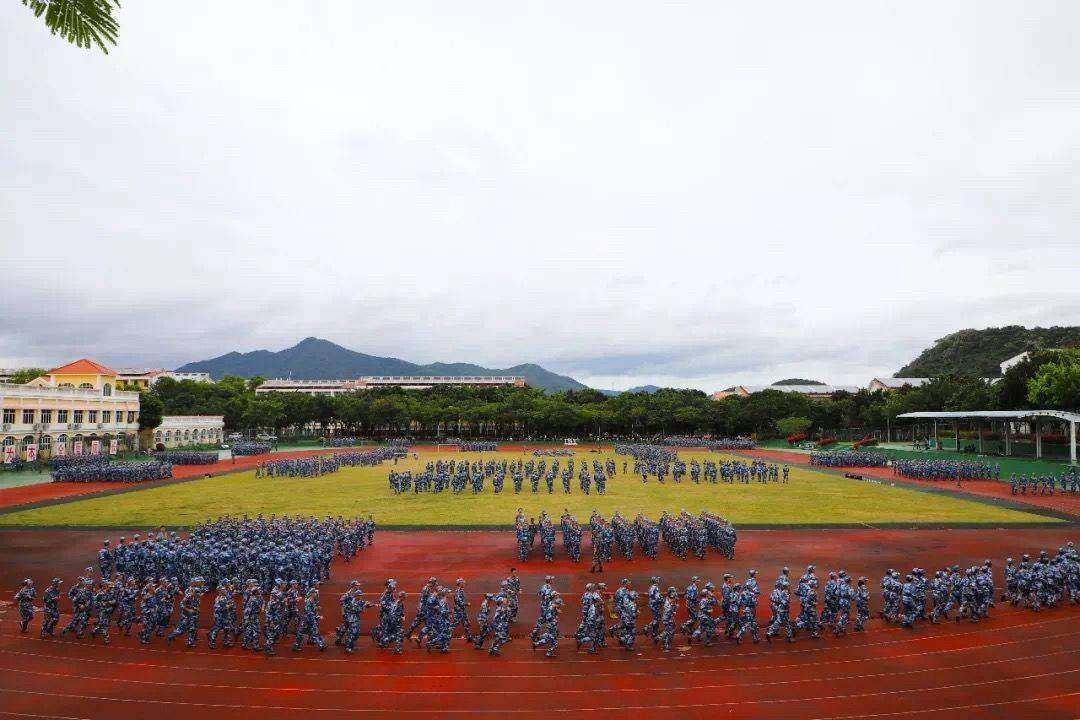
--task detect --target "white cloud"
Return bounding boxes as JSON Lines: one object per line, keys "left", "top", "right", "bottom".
{"left": 2, "top": 1, "right": 1078, "bottom": 390}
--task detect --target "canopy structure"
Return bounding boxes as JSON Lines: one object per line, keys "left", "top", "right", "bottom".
{"left": 896, "top": 410, "right": 1079, "bottom": 464}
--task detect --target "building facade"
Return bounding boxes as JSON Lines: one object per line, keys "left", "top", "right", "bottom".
{"left": 867, "top": 377, "right": 931, "bottom": 392}
{"left": 152, "top": 415, "right": 225, "bottom": 448}
{"left": 256, "top": 375, "right": 527, "bottom": 396}
{"left": 1, "top": 359, "right": 141, "bottom": 460}
{"left": 116, "top": 368, "right": 214, "bottom": 390}
{"left": 711, "top": 384, "right": 860, "bottom": 400}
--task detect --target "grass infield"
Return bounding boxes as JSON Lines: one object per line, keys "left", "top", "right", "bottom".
{"left": 0, "top": 450, "right": 1061, "bottom": 527}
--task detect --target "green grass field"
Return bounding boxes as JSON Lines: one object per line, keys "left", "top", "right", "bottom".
{"left": 0, "top": 450, "right": 1059, "bottom": 527}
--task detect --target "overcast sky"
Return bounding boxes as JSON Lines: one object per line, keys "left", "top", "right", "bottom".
{"left": 2, "top": 2, "right": 1078, "bottom": 391}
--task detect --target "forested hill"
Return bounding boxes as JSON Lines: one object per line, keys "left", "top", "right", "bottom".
{"left": 177, "top": 337, "right": 588, "bottom": 392}
{"left": 897, "top": 326, "right": 1080, "bottom": 377}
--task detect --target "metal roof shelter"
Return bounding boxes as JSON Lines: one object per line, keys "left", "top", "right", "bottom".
{"left": 897, "top": 410, "right": 1079, "bottom": 464}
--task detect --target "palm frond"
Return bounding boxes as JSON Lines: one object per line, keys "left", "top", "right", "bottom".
{"left": 22, "top": 0, "right": 121, "bottom": 54}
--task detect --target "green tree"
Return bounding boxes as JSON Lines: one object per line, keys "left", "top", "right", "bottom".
{"left": 137, "top": 391, "right": 163, "bottom": 431}
{"left": 776, "top": 416, "right": 812, "bottom": 437}
{"left": 1027, "top": 350, "right": 1080, "bottom": 410}
{"left": 6, "top": 368, "right": 47, "bottom": 384}
{"left": 21, "top": 0, "right": 120, "bottom": 54}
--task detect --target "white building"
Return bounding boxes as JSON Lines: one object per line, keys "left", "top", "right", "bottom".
{"left": 711, "top": 384, "right": 860, "bottom": 400}
{"left": 152, "top": 416, "right": 225, "bottom": 449}
{"left": 1, "top": 359, "right": 141, "bottom": 460}
{"left": 867, "top": 377, "right": 931, "bottom": 392}
{"left": 115, "top": 368, "right": 213, "bottom": 390}
{"left": 256, "top": 375, "right": 527, "bottom": 396}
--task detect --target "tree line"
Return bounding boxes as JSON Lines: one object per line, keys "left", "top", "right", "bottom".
{"left": 134, "top": 350, "right": 1078, "bottom": 439}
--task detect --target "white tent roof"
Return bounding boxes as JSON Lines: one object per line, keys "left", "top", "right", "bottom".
{"left": 897, "top": 410, "right": 1080, "bottom": 423}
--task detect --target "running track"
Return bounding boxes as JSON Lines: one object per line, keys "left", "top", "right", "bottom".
{"left": 0, "top": 528, "right": 1077, "bottom": 719}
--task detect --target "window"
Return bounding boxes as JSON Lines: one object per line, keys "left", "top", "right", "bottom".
{"left": 102, "top": 383, "right": 112, "bottom": 396}
{"left": 2, "top": 409, "right": 15, "bottom": 424}
{"left": 2, "top": 436, "right": 13, "bottom": 447}
{"left": 79, "top": 383, "right": 93, "bottom": 390}
{"left": 40, "top": 410, "right": 52, "bottom": 424}
{"left": 102, "top": 410, "right": 111, "bottom": 423}
{"left": 57, "top": 409, "right": 69, "bottom": 423}
{"left": 59, "top": 383, "right": 74, "bottom": 389}
{"left": 40, "top": 435, "right": 51, "bottom": 451}
{"left": 56, "top": 434, "right": 67, "bottom": 446}
{"left": 128, "top": 411, "right": 136, "bottom": 424}
{"left": 22, "top": 410, "right": 34, "bottom": 424}
{"left": 88, "top": 410, "right": 98, "bottom": 423}
{"left": 73, "top": 410, "right": 84, "bottom": 423}
{"left": 20, "top": 436, "right": 32, "bottom": 449}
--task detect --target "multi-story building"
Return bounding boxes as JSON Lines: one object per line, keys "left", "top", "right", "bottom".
{"left": 115, "top": 368, "right": 213, "bottom": 390}
{"left": 0, "top": 359, "right": 141, "bottom": 460}
{"left": 255, "top": 375, "right": 527, "bottom": 396}
{"left": 151, "top": 415, "right": 225, "bottom": 448}
{"left": 711, "top": 384, "right": 860, "bottom": 400}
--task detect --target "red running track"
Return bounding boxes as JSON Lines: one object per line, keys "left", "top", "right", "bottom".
{"left": 739, "top": 447, "right": 1080, "bottom": 518}
{"left": 0, "top": 527, "right": 1077, "bottom": 719}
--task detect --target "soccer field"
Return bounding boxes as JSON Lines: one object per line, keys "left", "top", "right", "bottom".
{"left": 0, "top": 449, "right": 1060, "bottom": 527}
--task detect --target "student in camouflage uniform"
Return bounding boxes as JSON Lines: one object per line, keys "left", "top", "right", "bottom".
{"left": 15, "top": 579, "right": 36, "bottom": 633}
{"left": 40, "top": 578, "right": 62, "bottom": 638}
{"left": 293, "top": 586, "right": 328, "bottom": 652}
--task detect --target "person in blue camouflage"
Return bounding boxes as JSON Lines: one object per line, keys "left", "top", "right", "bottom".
{"left": 293, "top": 585, "right": 328, "bottom": 652}
{"left": 451, "top": 578, "right": 474, "bottom": 643}
{"left": 208, "top": 580, "right": 238, "bottom": 648}
{"left": 167, "top": 578, "right": 205, "bottom": 648}
{"left": 40, "top": 578, "right": 62, "bottom": 638}
{"left": 15, "top": 579, "right": 36, "bottom": 633}
{"left": 531, "top": 593, "right": 563, "bottom": 657}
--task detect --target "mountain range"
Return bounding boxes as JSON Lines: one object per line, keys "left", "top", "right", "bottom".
{"left": 177, "top": 337, "right": 589, "bottom": 392}
{"left": 174, "top": 326, "right": 1080, "bottom": 395}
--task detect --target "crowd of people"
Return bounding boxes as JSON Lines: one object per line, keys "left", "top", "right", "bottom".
{"left": 388, "top": 457, "right": 622, "bottom": 495}
{"left": 17, "top": 541, "right": 1074, "bottom": 657}
{"left": 154, "top": 451, "right": 218, "bottom": 465}
{"left": 1010, "top": 469, "right": 1080, "bottom": 495}
{"left": 514, "top": 509, "right": 736, "bottom": 564}
{"left": 11, "top": 514, "right": 376, "bottom": 650}
{"left": 663, "top": 436, "right": 756, "bottom": 450}
{"left": 51, "top": 456, "right": 173, "bottom": 483}
{"left": 457, "top": 441, "right": 498, "bottom": 452}
{"left": 258, "top": 448, "right": 409, "bottom": 479}
{"left": 533, "top": 449, "right": 575, "bottom": 457}
{"left": 231, "top": 442, "right": 272, "bottom": 456}
{"left": 809, "top": 451, "right": 889, "bottom": 468}
{"left": 892, "top": 459, "right": 1000, "bottom": 481}
{"left": 323, "top": 437, "right": 363, "bottom": 447}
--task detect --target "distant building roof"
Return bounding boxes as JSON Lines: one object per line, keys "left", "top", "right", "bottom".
{"left": 48, "top": 359, "right": 118, "bottom": 376}
{"left": 870, "top": 377, "right": 930, "bottom": 389}
{"left": 733, "top": 384, "right": 860, "bottom": 396}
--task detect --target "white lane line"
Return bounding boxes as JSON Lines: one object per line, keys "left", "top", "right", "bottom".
{"left": 1, "top": 629, "right": 1072, "bottom": 681}
{"left": 1, "top": 612, "right": 1072, "bottom": 667}
{"left": 808, "top": 690, "right": 1080, "bottom": 720}
{"left": 0, "top": 648, "right": 1075, "bottom": 695}
{"left": 0, "top": 669, "right": 1076, "bottom": 713}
